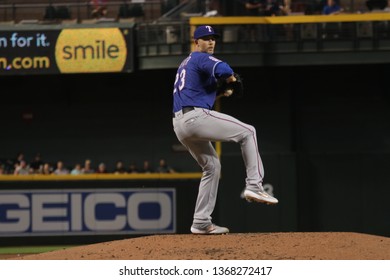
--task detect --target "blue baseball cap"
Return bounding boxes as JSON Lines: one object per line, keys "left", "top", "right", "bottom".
{"left": 194, "top": 25, "right": 220, "bottom": 40}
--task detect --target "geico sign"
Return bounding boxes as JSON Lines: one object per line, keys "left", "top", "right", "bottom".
{"left": 0, "top": 189, "right": 175, "bottom": 236}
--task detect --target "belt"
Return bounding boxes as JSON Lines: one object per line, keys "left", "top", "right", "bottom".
{"left": 172, "top": 106, "right": 195, "bottom": 118}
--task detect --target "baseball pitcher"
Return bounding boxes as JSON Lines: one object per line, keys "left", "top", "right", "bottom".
{"left": 172, "top": 25, "right": 278, "bottom": 235}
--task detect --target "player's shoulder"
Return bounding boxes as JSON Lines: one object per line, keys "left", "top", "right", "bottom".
{"left": 191, "top": 51, "right": 208, "bottom": 58}
{"left": 192, "top": 51, "right": 222, "bottom": 63}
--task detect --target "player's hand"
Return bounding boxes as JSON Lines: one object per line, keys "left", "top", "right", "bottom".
{"left": 223, "top": 89, "right": 233, "bottom": 97}
{"left": 216, "top": 73, "right": 243, "bottom": 98}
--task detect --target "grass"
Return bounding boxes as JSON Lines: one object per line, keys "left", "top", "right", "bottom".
{"left": 0, "top": 245, "right": 74, "bottom": 254}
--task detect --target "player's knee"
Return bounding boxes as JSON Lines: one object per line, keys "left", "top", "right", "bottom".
{"left": 248, "top": 125, "right": 256, "bottom": 134}
{"left": 243, "top": 125, "right": 256, "bottom": 139}
{"left": 203, "top": 158, "right": 221, "bottom": 175}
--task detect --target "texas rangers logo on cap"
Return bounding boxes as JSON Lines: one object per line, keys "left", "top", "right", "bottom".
{"left": 194, "top": 25, "right": 220, "bottom": 39}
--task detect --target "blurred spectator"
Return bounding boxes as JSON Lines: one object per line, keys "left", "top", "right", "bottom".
{"left": 140, "top": 160, "right": 154, "bottom": 173}
{"left": 281, "top": 0, "right": 291, "bottom": 14}
{"left": 15, "top": 152, "right": 25, "bottom": 165}
{"left": 113, "top": 160, "right": 127, "bottom": 174}
{"left": 384, "top": 1, "right": 390, "bottom": 11}
{"left": 128, "top": 162, "right": 139, "bottom": 173}
{"left": 41, "top": 163, "right": 53, "bottom": 175}
{"left": 91, "top": 0, "right": 108, "bottom": 18}
{"left": 14, "top": 160, "right": 30, "bottom": 175}
{"left": 322, "top": 0, "right": 343, "bottom": 14}
{"left": 12, "top": 152, "right": 25, "bottom": 172}
{"left": 263, "top": 0, "right": 290, "bottom": 16}
{"left": 82, "top": 159, "right": 95, "bottom": 174}
{"left": 71, "top": 163, "right": 83, "bottom": 175}
{"left": 156, "top": 158, "right": 176, "bottom": 173}
{"left": 53, "top": 160, "right": 70, "bottom": 175}
{"left": 206, "top": 0, "right": 222, "bottom": 15}
{"left": 241, "top": 0, "right": 290, "bottom": 41}
{"left": 243, "top": 0, "right": 263, "bottom": 15}
{"left": 96, "top": 162, "right": 108, "bottom": 174}
{"left": 30, "top": 152, "right": 44, "bottom": 174}
{"left": 0, "top": 155, "right": 186, "bottom": 176}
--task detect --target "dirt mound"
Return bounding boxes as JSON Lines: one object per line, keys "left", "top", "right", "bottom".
{"left": 9, "top": 232, "right": 390, "bottom": 260}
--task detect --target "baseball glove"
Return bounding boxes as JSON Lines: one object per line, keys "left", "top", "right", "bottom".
{"left": 216, "top": 73, "right": 244, "bottom": 98}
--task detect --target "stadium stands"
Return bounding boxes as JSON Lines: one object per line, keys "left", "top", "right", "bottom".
{"left": 0, "top": 0, "right": 163, "bottom": 24}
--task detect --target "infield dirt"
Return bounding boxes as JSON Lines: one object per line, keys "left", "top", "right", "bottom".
{"left": 7, "top": 232, "right": 390, "bottom": 260}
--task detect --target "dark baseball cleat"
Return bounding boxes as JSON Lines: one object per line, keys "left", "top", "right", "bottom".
{"left": 191, "top": 224, "right": 229, "bottom": 235}
{"left": 243, "top": 189, "right": 278, "bottom": 205}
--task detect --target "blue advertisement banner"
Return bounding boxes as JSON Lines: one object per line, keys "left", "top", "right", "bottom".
{"left": 0, "top": 188, "right": 176, "bottom": 236}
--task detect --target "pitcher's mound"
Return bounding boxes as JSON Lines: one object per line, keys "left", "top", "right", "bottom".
{"left": 10, "top": 232, "right": 390, "bottom": 260}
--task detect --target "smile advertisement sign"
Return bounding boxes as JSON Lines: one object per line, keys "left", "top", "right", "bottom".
{"left": 0, "top": 27, "right": 133, "bottom": 75}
